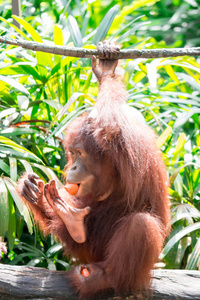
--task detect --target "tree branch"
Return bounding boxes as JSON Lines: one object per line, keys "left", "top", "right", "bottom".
{"left": 1, "top": 36, "right": 200, "bottom": 59}
{"left": 0, "top": 265, "right": 200, "bottom": 299}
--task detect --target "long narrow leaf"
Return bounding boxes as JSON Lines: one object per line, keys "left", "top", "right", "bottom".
{"left": 46, "top": 244, "right": 63, "bottom": 257}
{"left": 0, "top": 108, "right": 16, "bottom": 120}
{"left": 3, "top": 177, "right": 33, "bottom": 234}
{"left": 8, "top": 192, "right": 16, "bottom": 250}
{"left": 0, "top": 146, "right": 39, "bottom": 161}
{"left": 54, "top": 258, "right": 69, "bottom": 269}
{"left": 16, "top": 242, "right": 44, "bottom": 255}
{"left": 0, "top": 136, "right": 43, "bottom": 163}
{"left": 170, "top": 163, "right": 198, "bottom": 186}
{"left": 19, "top": 160, "right": 33, "bottom": 173}
{"left": 43, "top": 100, "right": 63, "bottom": 111}
{"left": 1, "top": 128, "right": 38, "bottom": 137}
{"left": 54, "top": 25, "right": 63, "bottom": 46}
{"left": 93, "top": 5, "right": 119, "bottom": 44}
{"left": 9, "top": 252, "right": 40, "bottom": 265}
{"left": 0, "top": 75, "right": 30, "bottom": 98}
{"left": 68, "top": 15, "right": 83, "bottom": 47}
{"left": 156, "top": 126, "right": 172, "bottom": 148}
{"left": 50, "top": 105, "right": 90, "bottom": 138}
{"left": 57, "top": 92, "right": 93, "bottom": 119}
{"left": 117, "top": 21, "right": 151, "bottom": 43}
{"left": 49, "top": 56, "right": 77, "bottom": 78}
{"left": 12, "top": 15, "right": 53, "bottom": 74}
{"left": 14, "top": 63, "right": 42, "bottom": 81}
{"left": 31, "top": 164, "right": 63, "bottom": 189}
{"left": 27, "top": 258, "right": 43, "bottom": 267}
{"left": 186, "top": 239, "right": 200, "bottom": 270}
{"left": 0, "top": 178, "right": 9, "bottom": 236}
{"left": 0, "top": 16, "right": 29, "bottom": 39}
{"left": 161, "top": 222, "right": 200, "bottom": 259}
{"left": 0, "top": 159, "right": 10, "bottom": 175}
{"left": 9, "top": 157, "right": 17, "bottom": 182}
{"left": 112, "top": 15, "right": 145, "bottom": 39}
{"left": 171, "top": 212, "right": 200, "bottom": 226}
{"left": 47, "top": 259, "right": 56, "bottom": 270}
{"left": 174, "top": 111, "right": 195, "bottom": 129}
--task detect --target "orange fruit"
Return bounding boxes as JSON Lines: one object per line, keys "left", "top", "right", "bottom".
{"left": 81, "top": 267, "right": 90, "bottom": 277}
{"left": 64, "top": 183, "right": 79, "bottom": 195}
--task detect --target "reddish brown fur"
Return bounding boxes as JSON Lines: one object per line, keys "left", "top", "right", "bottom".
{"left": 18, "top": 73, "right": 170, "bottom": 297}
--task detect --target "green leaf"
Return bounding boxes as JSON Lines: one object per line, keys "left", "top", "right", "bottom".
{"left": 68, "top": 15, "right": 83, "bottom": 47}
{"left": 186, "top": 238, "right": 200, "bottom": 270}
{"left": 0, "top": 16, "right": 29, "bottom": 39}
{"left": 175, "top": 237, "right": 191, "bottom": 267}
{"left": 0, "top": 75, "right": 30, "bottom": 98}
{"left": 12, "top": 15, "right": 53, "bottom": 75}
{"left": 171, "top": 212, "right": 200, "bottom": 226}
{"left": 54, "top": 258, "right": 69, "bottom": 269}
{"left": 0, "top": 136, "right": 43, "bottom": 163}
{"left": 124, "top": 61, "right": 137, "bottom": 85}
{"left": 0, "top": 108, "right": 16, "bottom": 120}
{"left": 17, "top": 95, "right": 29, "bottom": 110}
{"left": 47, "top": 258, "right": 56, "bottom": 270}
{"left": 112, "top": 15, "right": 145, "bottom": 40}
{"left": 57, "top": 92, "right": 93, "bottom": 119}
{"left": 93, "top": 5, "right": 120, "bottom": 44}
{"left": 14, "top": 64, "right": 42, "bottom": 81}
{"left": 12, "top": 15, "right": 41, "bottom": 42}
{"left": 169, "top": 3, "right": 189, "bottom": 24}
{"left": 1, "top": 128, "right": 38, "bottom": 137}
{"left": 48, "top": 56, "right": 77, "bottom": 78}
{"left": 43, "top": 100, "right": 63, "bottom": 111}
{"left": 54, "top": 25, "right": 64, "bottom": 64}
{"left": 0, "top": 178, "right": 9, "bottom": 237}
{"left": 161, "top": 222, "right": 200, "bottom": 259}
{"left": 4, "top": 177, "right": 33, "bottom": 234}
{"left": 172, "top": 133, "right": 186, "bottom": 162}
{"left": 9, "top": 157, "right": 17, "bottom": 182}
{"left": 32, "top": 163, "right": 63, "bottom": 189}
{"left": 175, "top": 72, "right": 200, "bottom": 92}
{"left": 174, "top": 111, "right": 195, "bottom": 129}
{"left": 117, "top": 21, "right": 151, "bottom": 43}
{"left": 170, "top": 163, "right": 197, "bottom": 186}
{"left": 110, "top": 0, "right": 157, "bottom": 31}
{"left": 132, "top": 71, "right": 146, "bottom": 83}
{"left": 8, "top": 192, "right": 16, "bottom": 251}
{"left": 156, "top": 126, "right": 172, "bottom": 148}
{"left": 46, "top": 244, "right": 62, "bottom": 257}
{"left": 9, "top": 252, "right": 40, "bottom": 265}
{"left": 15, "top": 242, "right": 43, "bottom": 255}
{"left": 0, "top": 146, "right": 38, "bottom": 161}
{"left": 50, "top": 105, "right": 89, "bottom": 138}
{"left": 19, "top": 160, "right": 33, "bottom": 173}
{"left": 164, "top": 65, "right": 179, "bottom": 84}
{"left": 0, "top": 159, "right": 10, "bottom": 175}
{"left": 26, "top": 258, "right": 41, "bottom": 267}
{"left": 54, "top": 24, "right": 63, "bottom": 46}
{"left": 158, "top": 96, "right": 200, "bottom": 107}
{"left": 173, "top": 173, "right": 183, "bottom": 197}
{"left": 82, "top": 71, "right": 93, "bottom": 94}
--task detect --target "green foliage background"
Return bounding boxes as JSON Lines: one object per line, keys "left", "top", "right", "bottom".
{"left": 0, "top": 0, "right": 200, "bottom": 271}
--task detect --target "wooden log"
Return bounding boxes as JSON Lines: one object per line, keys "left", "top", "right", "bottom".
{"left": 0, "top": 264, "right": 199, "bottom": 299}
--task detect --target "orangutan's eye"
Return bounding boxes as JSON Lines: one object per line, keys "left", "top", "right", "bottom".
{"left": 77, "top": 149, "right": 83, "bottom": 156}
{"left": 68, "top": 150, "right": 75, "bottom": 156}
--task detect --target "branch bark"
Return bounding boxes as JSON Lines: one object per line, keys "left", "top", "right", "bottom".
{"left": 1, "top": 36, "right": 200, "bottom": 59}
{"left": 0, "top": 264, "right": 200, "bottom": 299}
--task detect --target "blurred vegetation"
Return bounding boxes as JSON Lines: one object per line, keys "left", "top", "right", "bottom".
{"left": 0, "top": 0, "right": 200, "bottom": 271}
